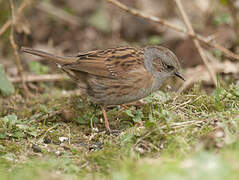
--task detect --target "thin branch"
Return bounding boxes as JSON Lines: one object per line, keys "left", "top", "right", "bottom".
{"left": 9, "top": 74, "right": 68, "bottom": 83}
{"left": 0, "top": 0, "right": 30, "bottom": 38}
{"left": 0, "top": 20, "right": 12, "bottom": 38}
{"left": 174, "top": 0, "right": 217, "bottom": 87}
{"left": 107, "top": 0, "right": 187, "bottom": 34}
{"left": 106, "top": 0, "right": 239, "bottom": 61}
{"left": 9, "top": 0, "right": 31, "bottom": 96}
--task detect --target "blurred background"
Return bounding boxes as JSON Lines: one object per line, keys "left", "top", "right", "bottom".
{"left": 1, "top": 0, "right": 239, "bottom": 96}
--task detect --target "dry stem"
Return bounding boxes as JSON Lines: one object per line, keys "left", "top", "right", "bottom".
{"left": 9, "top": 0, "right": 31, "bottom": 96}
{"left": 9, "top": 74, "right": 68, "bottom": 83}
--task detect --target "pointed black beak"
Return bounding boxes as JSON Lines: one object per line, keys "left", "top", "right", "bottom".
{"left": 175, "top": 72, "right": 185, "bottom": 81}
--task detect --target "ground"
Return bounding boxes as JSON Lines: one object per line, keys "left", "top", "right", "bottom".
{"left": 1, "top": 83, "right": 239, "bottom": 179}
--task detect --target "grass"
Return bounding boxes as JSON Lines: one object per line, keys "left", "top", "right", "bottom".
{"left": 0, "top": 83, "right": 239, "bottom": 179}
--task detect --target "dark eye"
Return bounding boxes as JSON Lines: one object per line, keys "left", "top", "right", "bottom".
{"left": 166, "top": 65, "right": 174, "bottom": 70}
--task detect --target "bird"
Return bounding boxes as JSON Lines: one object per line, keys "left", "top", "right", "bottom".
{"left": 21, "top": 46, "right": 185, "bottom": 131}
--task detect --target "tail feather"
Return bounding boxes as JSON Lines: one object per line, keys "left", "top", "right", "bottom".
{"left": 21, "top": 47, "right": 76, "bottom": 64}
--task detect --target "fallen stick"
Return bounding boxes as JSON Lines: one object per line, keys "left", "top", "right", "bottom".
{"left": 9, "top": 74, "right": 68, "bottom": 83}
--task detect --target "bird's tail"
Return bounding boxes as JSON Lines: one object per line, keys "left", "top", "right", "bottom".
{"left": 21, "top": 47, "right": 76, "bottom": 64}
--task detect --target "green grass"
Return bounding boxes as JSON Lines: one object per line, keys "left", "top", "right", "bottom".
{"left": 0, "top": 83, "right": 239, "bottom": 179}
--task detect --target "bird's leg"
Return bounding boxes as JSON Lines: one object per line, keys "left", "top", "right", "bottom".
{"left": 100, "top": 105, "right": 111, "bottom": 132}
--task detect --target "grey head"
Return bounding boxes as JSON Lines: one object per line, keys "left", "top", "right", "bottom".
{"left": 144, "top": 46, "right": 184, "bottom": 90}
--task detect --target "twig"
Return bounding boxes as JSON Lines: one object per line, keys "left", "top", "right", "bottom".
{"left": 174, "top": 0, "right": 217, "bottom": 87}
{"left": 9, "top": 74, "right": 68, "bottom": 83}
{"left": 106, "top": 0, "right": 239, "bottom": 61}
{"left": 0, "top": 0, "right": 30, "bottom": 38}
{"left": 9, "top": 0, "right": 31, "bottom": 96}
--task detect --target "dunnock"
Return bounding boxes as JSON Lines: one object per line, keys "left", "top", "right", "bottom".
{"left": 21, "top": 46, "right": 184, "bottom": 131}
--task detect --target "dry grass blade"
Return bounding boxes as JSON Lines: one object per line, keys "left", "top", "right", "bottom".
{"left": 134, "top": 120, "right": 206, "bottom": 146}
{"left": 9, "top": 0, "right": 31, "bottom": 97}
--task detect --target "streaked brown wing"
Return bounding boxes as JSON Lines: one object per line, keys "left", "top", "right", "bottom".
{"left": 62, "top": 47, "right": 145, "bottom": 78}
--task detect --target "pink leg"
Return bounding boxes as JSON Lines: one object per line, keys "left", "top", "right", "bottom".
{"left": 100, "top": 105, "right": 111, "bottom": 131}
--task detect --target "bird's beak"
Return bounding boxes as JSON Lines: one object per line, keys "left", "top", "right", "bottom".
{"left": 175, "top": 72, "right": 185, "bottom": 81}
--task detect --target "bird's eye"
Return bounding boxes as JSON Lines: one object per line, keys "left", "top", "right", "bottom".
{"left": 166, "top": 65, "right": 174, "bottom": 70}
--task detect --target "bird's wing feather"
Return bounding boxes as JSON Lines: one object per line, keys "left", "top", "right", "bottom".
{"left": 62, "top": 47, "right": 145, "bottom": 78}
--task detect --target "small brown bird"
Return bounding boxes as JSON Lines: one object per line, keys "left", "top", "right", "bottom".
{"left": 21, "top": 46, "right": 184, "bottom": 131}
